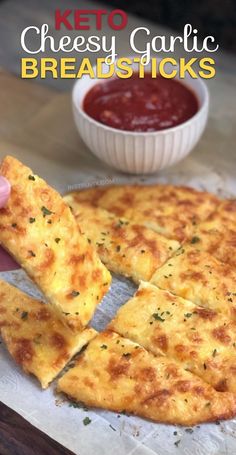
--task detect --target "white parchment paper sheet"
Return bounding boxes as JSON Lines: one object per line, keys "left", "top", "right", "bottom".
{"left": 0, "top": 68, "right": 236, "bottom": 454}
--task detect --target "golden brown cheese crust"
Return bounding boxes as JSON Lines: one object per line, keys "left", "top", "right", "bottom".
{"left": 216, "top": 199, "right": 236, "bottom": 226}
{"left": 0, "top": 280, "right": 96, "bottom": 388}
{"left": 109, "top": 282, "right": 236, "bottom": 393}
{"left": 0, "top": 156, "right": 111, "bottom": 330}
{"left": 192, "top": 224, "right": 236, "bottom": 269}
{"left": 191, "top": 201, "right": 236, "bottom": 268}
{"left": 70, "top": 184, "right": 219, "bottom": 241}
{"left": 57, "top": 331, "right": 236, "bottom": 426}
{"left": 63, "top": 197, "right": 180, "bottom": 283}
{"left": 151, "top": 245, "right": 236, "bottom": 319}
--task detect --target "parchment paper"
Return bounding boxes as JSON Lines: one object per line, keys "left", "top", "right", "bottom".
{"left": 0, "top": 71, "right": 236, "bottom": 455}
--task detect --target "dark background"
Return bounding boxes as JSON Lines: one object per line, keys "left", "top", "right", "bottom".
{"left": 95, "top": 0, "right": 236, "bottom": 53}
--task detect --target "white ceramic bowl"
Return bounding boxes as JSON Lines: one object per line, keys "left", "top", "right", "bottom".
{"left": 72, "top": 59, "right": 209, "bottom": 174}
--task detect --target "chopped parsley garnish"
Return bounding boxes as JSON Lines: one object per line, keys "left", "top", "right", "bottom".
{"left": 116, "top": 245, "right": 121, "bottom": 252}
{"left": 28, "top": 250, "right": 36, "bottom": 257}
{"left": 116, "top": 219, "right": 128, "bottom": 228}
{"left": 176, "top": 248, "right": 185, "bottom": 256}
{"left": 122, "top": 352, "right": 131, "bottom": 358}
{"left": 174, "top": 440, "right": 181, "bottom": 447}
{"left": 184, "top": 313, "right": 192, "bottom": 318}
{"left": 21, "top": 311, "right": 28, "bottom": 320}
{"left": 152, "top": 313, "right": 165, "bottom": 322}
{"left": 29, "top": 217, "right": 35, "bottom": 223}
{"left": 185, "top": 428, "right": 194, "bottom": 434}
{"left": 28, "top": 175, "right": 35, "bottom": 181}
{"left": 100, "top": 344, "right": 107, "bottom": 349}
{"left": 83, "top": 417, "right": 91, "bottom": 426}
{"left": 109, "top": 424, "right": 116, "bottom": 431}
{"left": 55, "top": 238, "right": 61, "bottom": 243}
{"left": 11, "top": 223, "right": 17, "bottom": 228}
{"left": 191, "top": 236, "right": 200, "bottom": 244}
{"left": 141, "top": 250, "right": 145, "bottom": 254}
{"left": 69, "top": 402, "right": 82, "bottom": 409}
{"left": 41, "top": 206, "right": 54, "bottom": 217}
{"left": 212, "top": 349, "right": 217, "bottom": 357}
{"left": 71, "top": 290, "right": 80, "bottom": 297}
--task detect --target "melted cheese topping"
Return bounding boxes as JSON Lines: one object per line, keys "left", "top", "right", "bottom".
{"left": 69, "top": 184, "right": 219, "bottom": 241}
{"left": 0, "top": 156, "right": 111, "bottom": 330}
{"left": 58, "top": 331, "right": 236, "bottom": 426}
{"left": 216, "top": 199, "right": 236, "bottom": 226}
{"left": 63, "top": 198, "right": 179, "bottom": 283}
{"left": 151, "top": 245, "right": 236, "bottom": 318}
{"left": 109, "top": 282, "right": 236, "bottom": 393}
{"left": 192, "top": 205, "right": 236, "bottom": 268}
{"left": 0, "top": 280, "right": 96, "bottom": 388}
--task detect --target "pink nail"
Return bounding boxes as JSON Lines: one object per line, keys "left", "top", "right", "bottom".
{"left": 0, "top": 247, "right": 20, "bottom": 271}
{"left": 0, "top": 176, "right": 10, "bottom": 207}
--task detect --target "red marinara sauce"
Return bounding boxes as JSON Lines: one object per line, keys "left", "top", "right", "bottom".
{"left": 83, "top": 73, "right": 199, "bottom": 132}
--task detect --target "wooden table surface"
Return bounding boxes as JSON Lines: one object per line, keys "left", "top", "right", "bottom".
{"left": 0, "top": 402, "right": 74, "bottom": 455}
{"left": 0, "top": 1, "right": 236, "bottom": 455}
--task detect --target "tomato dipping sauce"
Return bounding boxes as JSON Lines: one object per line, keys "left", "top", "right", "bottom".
{"left": 83, "top": 73, "right": 199, "bottom": 132}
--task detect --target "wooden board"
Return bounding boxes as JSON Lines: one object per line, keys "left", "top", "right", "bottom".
{"left": 0, "top": 402, "right": 74, "bottom": 455}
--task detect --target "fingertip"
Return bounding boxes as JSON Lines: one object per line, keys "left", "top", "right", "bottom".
{"left": 0, "top": 176, "right": 11, "bottom": 207}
